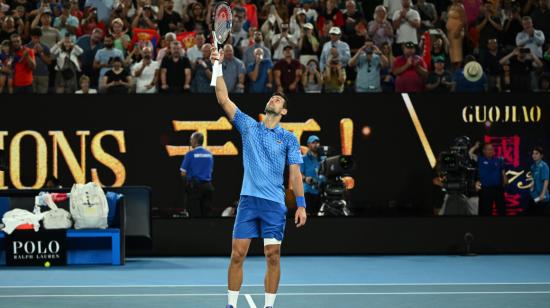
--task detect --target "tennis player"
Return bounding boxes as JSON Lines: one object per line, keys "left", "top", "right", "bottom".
{"left": 210, "top": 47, "right": 307, "bottom": 308}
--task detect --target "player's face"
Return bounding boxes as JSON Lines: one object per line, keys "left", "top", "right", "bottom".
{"left": 265, "top": 96, "right": 287, "bottom": 116}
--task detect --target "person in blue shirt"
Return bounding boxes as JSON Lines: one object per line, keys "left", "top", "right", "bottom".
{"left": 301, "top": 135, "right": 322, "bottom": 215}
{"left": 180, "top": 132, "right": 214, "bottom": 217}
{"left": 528, "top": 147, "right": 549, "bottom": 216}
{"left": 210, "top": 47, "right": 306, "bottom": 308}
{"left": 469, "top": 141, "right": 507, "bottom": 216}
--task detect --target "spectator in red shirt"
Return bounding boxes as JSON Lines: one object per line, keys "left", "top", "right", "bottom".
{"left": 392, "top": 41, "right": 428, "bottom": 92}
{"left": 10, "top": 33, "right": 36, "bottom": 93}
{"left": 273, "top": 45, "right": 302, "bottom": 93}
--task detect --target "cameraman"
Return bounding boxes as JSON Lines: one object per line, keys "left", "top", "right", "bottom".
{"left": 301, "top": 135, "right": 322, "bottom": 215}
{"left": 469, "top": 142, "right": 507, "bottom": 216}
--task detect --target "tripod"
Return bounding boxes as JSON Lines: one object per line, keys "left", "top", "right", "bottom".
{"left": 440, "top": 192, "right": 476, "bottom": 216}
{"left": 317, "top": 180, "right": 352, "bottom": 216}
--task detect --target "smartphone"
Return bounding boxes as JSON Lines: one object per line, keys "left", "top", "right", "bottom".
{"left": 520, "top": 48, "right": 530, "bottom": 54}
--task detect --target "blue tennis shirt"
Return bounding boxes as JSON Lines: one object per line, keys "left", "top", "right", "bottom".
{"left": 232, "top": 108, "right": 303, "bottom": 204}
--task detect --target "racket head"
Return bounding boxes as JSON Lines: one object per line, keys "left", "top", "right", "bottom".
{"left": 212, "top": 2, "right": 232, "bottom": 46}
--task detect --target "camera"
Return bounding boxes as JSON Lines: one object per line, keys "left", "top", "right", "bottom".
{"left": 316, "top": 146, "right": 355, "bottom": 216}
{"left": 438, "top": 136, "right": 477, "bottom": 196}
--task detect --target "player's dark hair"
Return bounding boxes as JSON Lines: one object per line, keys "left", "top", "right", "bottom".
{"left": 533, "top": 146, "right": 544, "bottom": 156}
{"left": 271, "top": 91, "right": 288, "bottom": 109}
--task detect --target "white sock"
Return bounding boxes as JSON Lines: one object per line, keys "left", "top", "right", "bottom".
{"left": 228, "top": 290, "right": 239, "bottom": 307}
{"left": 264, "top": 293, "right": 277, "bottom": 307}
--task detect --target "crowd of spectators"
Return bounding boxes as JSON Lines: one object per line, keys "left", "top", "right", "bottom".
{"left": 1, "top": 0, "right": 550, "bottom": 94}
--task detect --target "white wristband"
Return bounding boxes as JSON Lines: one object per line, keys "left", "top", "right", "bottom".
{"left": 210, "top": 61, "right": 223, "bottom": 87}
{"left": 213, "top": 62, "right": 223, "bottom": 78}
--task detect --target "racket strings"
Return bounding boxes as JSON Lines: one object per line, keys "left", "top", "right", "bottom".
{"left": 213, "top": 4, "right": 232, "bottom": 44}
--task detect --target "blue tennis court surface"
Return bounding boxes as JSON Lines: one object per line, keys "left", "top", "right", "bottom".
{"left": 1, "top": 255, "right": 549, "bottom": 307}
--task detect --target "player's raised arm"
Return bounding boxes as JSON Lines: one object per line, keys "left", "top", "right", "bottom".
{"left": 210, "top": 47, "right": 237, "bottom": 120}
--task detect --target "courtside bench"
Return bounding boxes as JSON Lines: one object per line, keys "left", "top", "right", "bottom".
{"left": 0, "top": 189, "right": 126, "bottom": 266}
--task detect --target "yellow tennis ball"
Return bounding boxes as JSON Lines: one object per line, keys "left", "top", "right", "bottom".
{"left": 44, "top": 261, "right": 51, "bottom": 268}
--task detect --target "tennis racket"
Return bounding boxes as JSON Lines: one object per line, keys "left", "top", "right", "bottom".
{"left": 210, "top": 1, "right": 233, "bottom": 86}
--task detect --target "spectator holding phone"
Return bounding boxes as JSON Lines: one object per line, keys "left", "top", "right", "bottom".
{"left": 323, "top": 57, "right": 346, "bottom": 93}
{"left": 26, "top": 28, "right": 52, "bottom": 94}
{"left": 516, "top": 16, "right": 545, "bottom": 59}
{"left": 132, "top": 46, "right": 159, "bottom": 94}
{"left": 302, "top": 58, "right": 323, "bottom": 93}
{"left": 499, "top": 47, "right": 543, "bottom": 91}
{"left": 271, "top": 23, "right": 297, "bottom": 62}
{"left": 31, "top": 4, "right": 61, "bottom": 49}
{"left": 298, "top": 23, "right": 320, "bottom": 66}
{"left": 190, "top": 43, "right": 213, "bottom": 94}
{"left": 349, "top": 40, "right": 388, "bottom": 93}
{"left": 319, "top": 27, "right": 351, "bottom": 72}
{"left": 103, "top": 56, "right": 131, "bottom": 94}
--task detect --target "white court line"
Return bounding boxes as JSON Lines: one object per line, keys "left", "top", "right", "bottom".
{"left": 1, "top": 283, "right": 550, "bottom": 288}
{"left": 1, "top": 291, "right": 550, "bottom": 298}
{"left": 244, "top": 294, "right": 257, "bottom": 308}
{"left": 1, "top": 282, "right": 550, "bottom": 288}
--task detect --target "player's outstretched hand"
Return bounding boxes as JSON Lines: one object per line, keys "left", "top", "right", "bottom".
{"left": 210, "top": 47, "right": 224, "bottom": 63}
{"left": 295, "top": 207, "right": 307, "bottom": 228}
